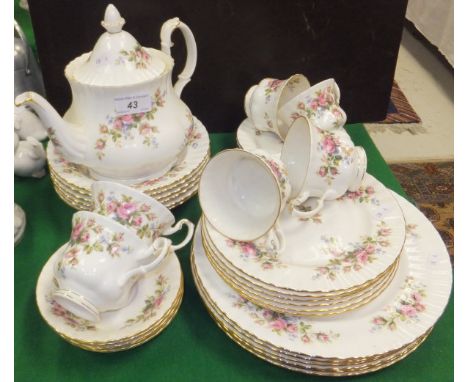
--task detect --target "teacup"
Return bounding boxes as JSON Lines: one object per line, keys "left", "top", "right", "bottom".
{"left": 244, "top": 74, "right": 310, "bottom": 140}
{"left": 278, "top": 78, "right": 347, "bottom": 133}
{"left": 198, "top": 149, "right": 291, "bottom": 250}
{"left": 281, "top": 117, "right": 366, "bottom": 218}
{"left": 91, "top": 181, "right": 194, "bottom": 247}
{"left": 52, "top": 211, "right": 189, "bottom": 322}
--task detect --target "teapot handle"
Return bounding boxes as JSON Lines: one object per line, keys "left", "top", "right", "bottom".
{"left": 160, "top": 18, "right": 197, "bottom": 97}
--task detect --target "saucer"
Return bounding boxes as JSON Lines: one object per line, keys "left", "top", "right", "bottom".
{"left": 204, "top": 173, "right": 406, "bottom": 293}
{"left": 236, "top": 119, "right": 282, "bottom": 156}
{"left": 192, "top": 190, "right": 452, "bottom": 361}
{"left": 36, "top": 243, "right": 183, "bottom": 350}
{"left": 47, "top": 116, "right": 210, "bottom": 193}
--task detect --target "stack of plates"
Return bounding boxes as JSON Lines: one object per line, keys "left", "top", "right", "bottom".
{"left": 47, "top": 117, "right": 210, "bottom": 210}
{"left": 201, "top": 174, "right": 405, "bottom": 316}
{"left": 191, "top": 191, "right": 452, "bottom": 376}
{"left": 36, "top": 244, "right": 183, "bottom": 352}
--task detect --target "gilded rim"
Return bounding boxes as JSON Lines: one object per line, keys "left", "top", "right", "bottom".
{"left": 199, "top": 148, "right": 282, "bottom": 243}
{"left": 191, "top": 246, "right": 433, "bottom": 367}
{"left": 48, "top": 151, "right": 209, "bottom": 196}
{"left": 202, "top": 237, "right": 399, "bottom": 316}
{"left": 201, "top": 220, "right": 399, "bottom": 302}
{"left": 201, "top": 215, "right": 403, "bottom": 298}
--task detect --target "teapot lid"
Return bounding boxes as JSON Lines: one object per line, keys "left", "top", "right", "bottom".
{"left": 69, "top": 4, "right": 169, "bottom": 86}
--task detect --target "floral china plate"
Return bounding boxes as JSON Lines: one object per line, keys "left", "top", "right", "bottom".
{"left": 36, "top": 244, "right": 182, "bottom": 344}
{"left": 192, "top": 191, "right": 452, "bottom": 359}
{"left": 204, "top": 173, "right": 406, "bottom": 293}
{"left": 47, "top": 116, "right": 210, "bottom": 192}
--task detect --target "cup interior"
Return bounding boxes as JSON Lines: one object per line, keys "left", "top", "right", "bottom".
{"left": 281, "top": 117, "right": 312, "bottom": 198}
{"left": 199, "top": 150, "right": 281, "bottom": 241}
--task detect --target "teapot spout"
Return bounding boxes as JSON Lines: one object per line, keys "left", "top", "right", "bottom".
{"left": 14, "top": 91, "right": 86, "bottom": 163}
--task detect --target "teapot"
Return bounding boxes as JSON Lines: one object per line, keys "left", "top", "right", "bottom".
{"left": 15, "top": 4, "right": 197, "bottom": 182}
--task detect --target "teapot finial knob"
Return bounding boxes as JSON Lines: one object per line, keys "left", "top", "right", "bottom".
{"left": 101, "top": 4, "right": 126, "bottom": 34}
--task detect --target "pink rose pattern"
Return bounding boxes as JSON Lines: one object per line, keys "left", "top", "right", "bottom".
{"left": 49, "top": 296, "right": 96, "bottom": 331}
{"left": 226, "top": 239, "right": 285, "bottom": 270}
{"left": 232, "top": 296, "right": 339, "bottom": 344}
{"left": 259, "top": 156, "right": 290, "bottom": 202}
{"left": 136, "top": 117, "right": 203, "bottom": 188}
{"left": 95, "top": 89, "right": 165, "bottom": 160}
{"left": 263, "top": 79, "right": 284, "bottom": 102}
{"left": 59, "top": 217, "right": 129, "bottom": 269}
{"left": 95, "top": 191, "right": 161, "bottom": 241}
{"left": 316, "top": 129, "right": 353, "bottom": 185}
{"left": 118, "top": 44, "right": 151, "bottom": 69}
{"left": 371, "top": 276, "right": 427, "bottom": 331}
{"left": 125, "top": 274, "right": 170, "bottom": 326}
{"left": 290, "top": 86, "right": 345, "bottom": 128}
{"left": 314, "top": 221, "right": 392, "bottom": 280}
{"left": 339, "top": 186, "right": 379, "bottom": 205}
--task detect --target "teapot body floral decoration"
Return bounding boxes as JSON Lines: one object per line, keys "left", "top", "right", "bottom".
{"left": 15, "top": 4, "right": 198, "bottom": 182}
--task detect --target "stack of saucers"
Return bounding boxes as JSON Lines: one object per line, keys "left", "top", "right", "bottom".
{"left": 36, "top": 181, "right": 194, "bottom": 352}
{"left": 48, "top": 117, "right": 210, "bottom": 210}
{"left": 191, "top": 75, "right": 453, "bottom": 375}
{"left": 192, "top": 192, "right": 452, "bottom": 375}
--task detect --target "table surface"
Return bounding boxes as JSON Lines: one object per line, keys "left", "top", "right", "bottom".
{"left": 14, "top": 127, "right": 454, "bottom": 382}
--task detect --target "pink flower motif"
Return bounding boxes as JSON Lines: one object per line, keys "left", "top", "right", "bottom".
{"left": 99, "top": 125, "right": 109, "bottom": 134}
{"left": 415, "top": 303, "right": 425, "bottom": 312}
{"left": 378, "top": 227, "right": 391, "bottom": 236}
{"left": 365, "top": 186, "right": 375, "bottom": 195}
{"left": 113, "top": 118, "right": 123, "bottom": 130}
{"left": 317, "top": 333, "right": 330, "bottom": 342}
{"left": 132, "top": 216, "right": 143, "bottom": 227}
{"left": 271, "top": 318, "right": 288, "bottom": 331}
{"left": 322, "top": 136, "right": 337, "bottom": 154}
{"left": 356, "top": 250, "right": 369, "bottom": 264}
{"left": 411, "top": 291, "right": 422, "bottom": 303}
{"left": 301, "top": 334, "right": 311, "bottom": 343}
{"left": 154, "top": 296, "right": 163, "bottom": 308}
{"left": 121, "top": 114, "right": 134, "bottom": 123}
{"left": 263, "top": 310, "right": 273, "bottom": 320}
{"left": 262, "top": 262, "right": 273, "bottom": 270}
{"left": 80, "top": 232, "right": 90, "bottom": 243}
{"left": 226, "top": 239, "right": 235, "bottom": 247}
{"left": 241, "top": 243, "right": 256, "bottom": 257}
{"left": 116, "top": 202, "right": 137, "bottom": 220}
{"left": 400, "top": 305, "right": 417, "bottom": 318}
{"left": 106, "top": 201, "right": 118, "bottom": 213}
{"left": 286, "top": 323, "right": 297, "bottom": 333}
{"left": 310, "top": 100, "right": 319, "bottom": 110}
{"left": 317, "top": 93, "right": 328, "bottom": 107}
{"left": 372, "top": 317, "right": 386, "bottom": 325}
{"left": 297, "top": 102, "right": 305, "bottom": 110}
{"left": 365, "top": 244, "right": 375, "bottom": 254}
{"left": 71, "top": 223, "right": 84, "bottom": 241}
{"left": 95, "top": 139, "right": 106, "bottom": 150}
{"left": 330, "top": 167, "right": 338, "bottom": 176}
{"left": 318, "top": 266, "right": 328, "bottom": 274}
{"left": 139, "top": 123, "right": 153, "bottom": 135}
{"left": 318, "top": 166, "right": 328, "bottom": 177}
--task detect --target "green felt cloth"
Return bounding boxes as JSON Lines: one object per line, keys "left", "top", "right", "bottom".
{"left": 14, "top": 128, "right": 453, "bottom": 381}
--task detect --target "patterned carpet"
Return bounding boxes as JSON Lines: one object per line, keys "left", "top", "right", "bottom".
{"left": 390, "top": 162, "right": 454, "bottom": 263}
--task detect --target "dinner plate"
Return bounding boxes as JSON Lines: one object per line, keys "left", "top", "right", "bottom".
{"left": 192, "top": 191, "right": 452, "bottom": 359}
{"left": 204, "top": 173, "right": 405, "bottom": 293}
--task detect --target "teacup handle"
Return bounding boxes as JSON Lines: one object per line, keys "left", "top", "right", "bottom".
{"left": 290, "top": 189, "right": 335, "bottom": 219}
{"left": 162, "top": 219, "right": 195, "bottom": 250}
{"left": 119, "top": 238, "right": 171, "bottom": 287}
{"left": 266, "top": 222, "right": 286, "bottom": 253}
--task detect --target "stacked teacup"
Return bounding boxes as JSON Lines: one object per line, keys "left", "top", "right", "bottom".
{"left": 36, "top": 181, "right": 194, "bottom": 352}
{"left": 191, "top": 75, "right": 452, "bottom": 376}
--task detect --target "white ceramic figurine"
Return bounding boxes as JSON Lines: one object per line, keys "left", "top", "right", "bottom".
{"left": 14, "top": 136, "right": 46, "bottom": 178}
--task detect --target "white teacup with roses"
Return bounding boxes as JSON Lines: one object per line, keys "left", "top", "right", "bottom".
{"left": 278, "top": 78, "right": 347, "bottom": 133}
{"left": 91, "top": 181, "right": 194, "bottom": 247}
{"left": 53, "top": 211, "right": 176, "bottom": 323}
{"left": 281, "top": 117, "right": 367, "bottom": 218}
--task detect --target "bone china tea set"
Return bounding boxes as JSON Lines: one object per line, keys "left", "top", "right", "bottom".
{"left": 18, "top": 4, "right": 451, "bottom": 376}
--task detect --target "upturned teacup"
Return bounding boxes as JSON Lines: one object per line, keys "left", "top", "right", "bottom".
{"left": 199, "top": 149, "right": 291, "bottom": 251}
{"left": 53, "top": 211, "right": 182, "bottom": 322}
{"left": 91, "top": 181, "right": 194, "bottom": 247}
{"left": 278, "top": 78, "right": 347, "bottom": 133}
{"left": 281, "top": 117, "right": 366, "bottom": 218}
{"left": 244, "top": 74, "right": 310, "bottom": 140}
